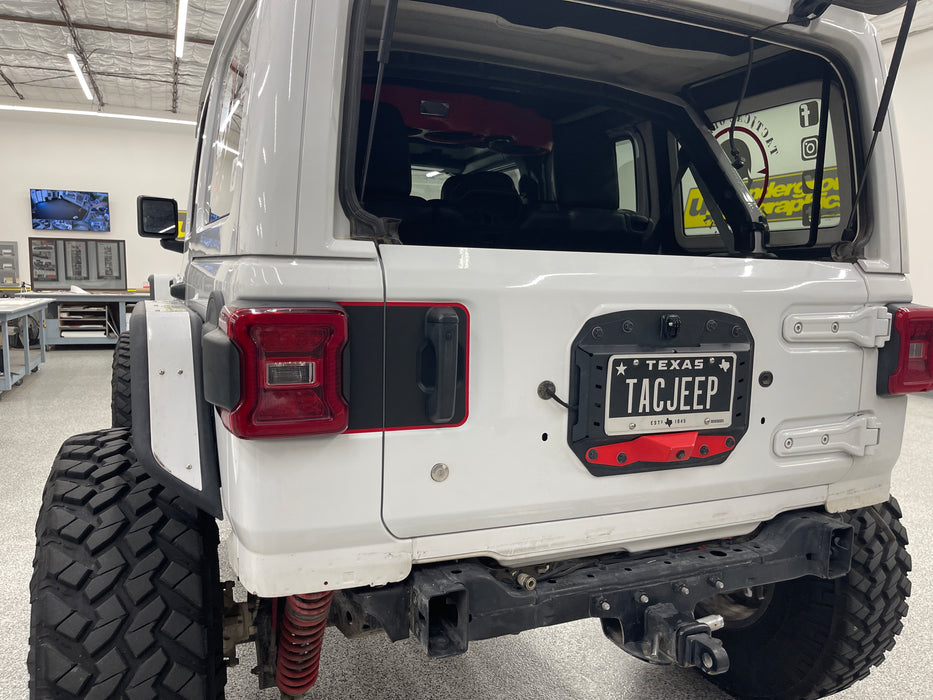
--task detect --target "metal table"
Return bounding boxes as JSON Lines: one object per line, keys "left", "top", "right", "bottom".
{"left": 22, "top": 291, "right": 149, "bottom": 346}
{"left": 0, "top": 297, "right": 51, "bottom": 397}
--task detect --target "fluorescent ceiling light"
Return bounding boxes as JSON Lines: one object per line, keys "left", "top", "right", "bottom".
{"left": 176, "top": 0, "right": 189, "bottom": 58}
{"left": 66, "top": 53, "right": 93, "bottom": 101}
{"left": 0, "top": 104, "right": 195, "bottom": 126}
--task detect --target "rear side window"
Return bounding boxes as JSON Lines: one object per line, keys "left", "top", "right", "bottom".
{"left": 616, "top": 139, "right": 638, "bottom": 212}
{"left": 201, "top": 11, "right": 255, "bottom": 227}
{"left": 680, "top": 83, "right": 851, "bottom": 249}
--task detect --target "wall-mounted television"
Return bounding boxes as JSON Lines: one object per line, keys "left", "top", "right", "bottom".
{"left": 30, "top": 189, "right": 110, "bottom": 232}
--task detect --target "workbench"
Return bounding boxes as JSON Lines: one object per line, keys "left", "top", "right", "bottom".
{"left": 0, "top": 297, "right": 51, "bottom": 397}
{"left": 23, "top": 291, "right": 148, "bottom": 346}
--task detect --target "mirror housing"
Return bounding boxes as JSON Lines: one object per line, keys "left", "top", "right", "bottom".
{"left": 137, "top": 195, "right": 179, "bottom": 238}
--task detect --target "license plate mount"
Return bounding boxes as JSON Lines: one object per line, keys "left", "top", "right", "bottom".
{"left": 605, "top": 352, "right": 736, "bottom": 436}
{"left": 568, "top": 310, "right": 753, "bottom": 477}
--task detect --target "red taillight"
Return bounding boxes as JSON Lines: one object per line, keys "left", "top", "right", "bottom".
{"left": 885, "top": 305, "right": 933, "bottom": 395}
{"left": 220, "top": 306, "right": 349, "bottom": 438}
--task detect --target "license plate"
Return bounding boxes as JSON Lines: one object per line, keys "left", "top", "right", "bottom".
{"left": 604, "top": 352, "right": 736, "bottom": 436}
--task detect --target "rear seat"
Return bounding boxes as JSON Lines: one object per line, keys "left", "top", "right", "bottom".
{"left": 400, "top": 171, "right": 524, "bottom": 248}
{"left": 436, "top": 171, "right": 523, "bottom": 246}
{"left": 356, "top": 101, "right": 652, "bottom": 252}
{"left": 356, "top": 101, "right": 429, "bottom": 223}
{"left": 511, "top": 127, "right": 654, "bottom": 253}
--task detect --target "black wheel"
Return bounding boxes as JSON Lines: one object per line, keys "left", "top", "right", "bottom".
{"left": 111, "top": 332, "right": 132, "bottom": 428}
{"left": 9, "top": 317, "right": 24, "bottom": 348}
{"left": 10, "top": 314, "right": 40, "bottom": 348}
{"left": 28, "top": 429, "right": 226, "bottom": 698}
{"left": 701, "top": 498, "right": 911, "bottom": 699}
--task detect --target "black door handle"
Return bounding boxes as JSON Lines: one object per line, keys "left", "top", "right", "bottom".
{"left": 424, "top": 307, "right": 460, "bottom": 423}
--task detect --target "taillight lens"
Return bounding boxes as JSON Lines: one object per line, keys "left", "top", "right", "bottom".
{"left": 885, "top": 305, "right": 933, "bottom": 395}
{"left": 220, "top": 306, "right": 349, "bottom": 438}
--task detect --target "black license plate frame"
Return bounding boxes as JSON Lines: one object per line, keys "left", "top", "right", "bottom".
{"left": 604, "top": 351, "right": 737, "bottom": 436}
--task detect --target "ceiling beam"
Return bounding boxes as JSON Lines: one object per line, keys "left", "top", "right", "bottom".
{"left": 172, "top": 57, "right": 180, "bottom": 113}
{"left": 0, "top": 67, "right": 24, "bottom": 99}
{"left": 56, "top": 0, "right": 104, "bottom": 109}
{"left": 0, "top": 13, "right": 214, "bottom": 47}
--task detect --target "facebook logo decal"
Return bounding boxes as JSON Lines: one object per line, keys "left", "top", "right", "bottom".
{"left": 799, "top": 101, "right": 820, "bottom": 128}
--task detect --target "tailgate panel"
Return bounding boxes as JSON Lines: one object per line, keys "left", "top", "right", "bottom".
{"left": 380, "top": 247, "right": 868, "bottom": 538}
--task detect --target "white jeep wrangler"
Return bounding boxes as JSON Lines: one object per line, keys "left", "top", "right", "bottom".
{"left": 28, "top": 0, "right": 930, "bottom": 697}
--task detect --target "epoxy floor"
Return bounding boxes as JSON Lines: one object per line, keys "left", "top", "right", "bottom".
{"left": 2, "top": 347, "right": 931, "bottom": 699}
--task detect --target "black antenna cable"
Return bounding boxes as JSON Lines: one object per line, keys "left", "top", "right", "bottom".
{"left": 359, "top": 0, "right": 399, "bottom": 202}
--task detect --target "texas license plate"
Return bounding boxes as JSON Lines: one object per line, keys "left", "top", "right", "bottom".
{"left": 604, "top": 352, "right": 736, "bottom": 436}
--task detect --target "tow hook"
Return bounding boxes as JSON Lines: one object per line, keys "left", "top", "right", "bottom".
{"left": 642, "top": 603, "right": 729, "bottom": 675}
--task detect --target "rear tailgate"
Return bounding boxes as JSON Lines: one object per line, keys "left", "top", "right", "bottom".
{"left": 380, "top": 247, "right": 877, "bottom": 538}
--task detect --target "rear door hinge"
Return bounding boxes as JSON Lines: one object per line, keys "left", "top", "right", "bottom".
{"left": 774, "top": 414, "right": 881, "bottom": 458}
{"left": 783, "top": 306, "right": 891, "bottom": 348}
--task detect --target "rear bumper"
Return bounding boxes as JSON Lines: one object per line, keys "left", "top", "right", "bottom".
{"left": 225, "top": 483, "right": 864, "bottom": 596}
{"left": 333, "top": 509, "right": 852, "bottom": 668}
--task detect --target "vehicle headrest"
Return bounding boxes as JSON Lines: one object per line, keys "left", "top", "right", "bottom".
{"left": 554, "top": 126, "right": 618, "bottom": 209}
{"left": 441, "top": 171, "right": 519, "bottom": 202}
{"left": 356, "top": 101, "right": 412, "bottom": 200}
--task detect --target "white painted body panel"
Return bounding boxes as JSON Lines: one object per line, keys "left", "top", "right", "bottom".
{"left": 196, "top": 255, "right": 396, "bottom": 595}
{"left": 167, "top": 0, "right": 915, "bottom": 596}
{"left": 187, "top": 0, "right": 313, "bottom": 258}
{"left": 379, "top": 247, "right": 899, "bottom": 537}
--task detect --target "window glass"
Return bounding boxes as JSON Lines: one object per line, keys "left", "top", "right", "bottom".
{"left": 615, "top": 139, "right": 637, "bottom": 211}
{"left": 203, "top": 13, "right": 255, "bottom": 226}
{"left": 410, "top": 168, "right": 450, "bottom": 199}
{"left": 682, "top": 98, "right": 840, "bottom": 236}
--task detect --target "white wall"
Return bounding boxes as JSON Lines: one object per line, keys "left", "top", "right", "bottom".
{"left": 888, "top": 30, "right": 933, "bottom": 304}
{"left": 0, "top": 110, "right": 195, "bottom": 291}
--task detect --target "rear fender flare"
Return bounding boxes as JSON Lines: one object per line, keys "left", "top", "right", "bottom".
{"left": 130, "top": 301, "right": 222, "bottom": 518}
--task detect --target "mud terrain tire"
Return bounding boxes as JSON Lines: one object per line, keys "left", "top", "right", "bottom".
{"left": 28, "top": 429, "right": 225, "bottom": 699}
{"left": 706, "top": 498, "right": 911, "bottom": 699}
{"left": 111, "top": 332, "right": 132, "bottom": 428}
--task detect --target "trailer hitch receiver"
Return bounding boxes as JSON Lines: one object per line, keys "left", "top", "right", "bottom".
{"left": 642, "top": 603, "right": 729, "bottom": 675}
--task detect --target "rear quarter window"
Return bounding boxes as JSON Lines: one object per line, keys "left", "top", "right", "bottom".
{"left": 197, "top": 10, "right": 256, "bottom": 230}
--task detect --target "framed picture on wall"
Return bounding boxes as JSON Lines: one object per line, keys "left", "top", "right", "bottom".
{"left": 96, "top": 241, "right": 122, "bottom": 279}
{"left": 29, "top": 238, "right": 60, "bottom": 282}
{"left": 64, "top": 240, "right": 90, "bottom": 281}
{"left": 29, "top": 237, "right": 127, "bottom": 291}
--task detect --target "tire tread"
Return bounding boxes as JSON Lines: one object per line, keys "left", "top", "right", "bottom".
{"left": 28, "top": 429, "right": 225, "bottom": 699}
{"left": 111, "top": 332, "right": 132, "bottom": 428}
{"left": 710, "top": 498, "right": 910, "bottom": 699}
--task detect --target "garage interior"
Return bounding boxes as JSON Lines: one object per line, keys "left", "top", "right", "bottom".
{"left": 2, "top": 1, "right": 933, "bottom": 698}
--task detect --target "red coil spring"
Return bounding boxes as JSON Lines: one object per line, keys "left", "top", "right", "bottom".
{"left": 276, "top": 591, "right": 334, "bottom": 696}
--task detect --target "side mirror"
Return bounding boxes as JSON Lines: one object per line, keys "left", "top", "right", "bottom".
{"left": 137, "top": 196, "right": 179, "bottom": 238}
